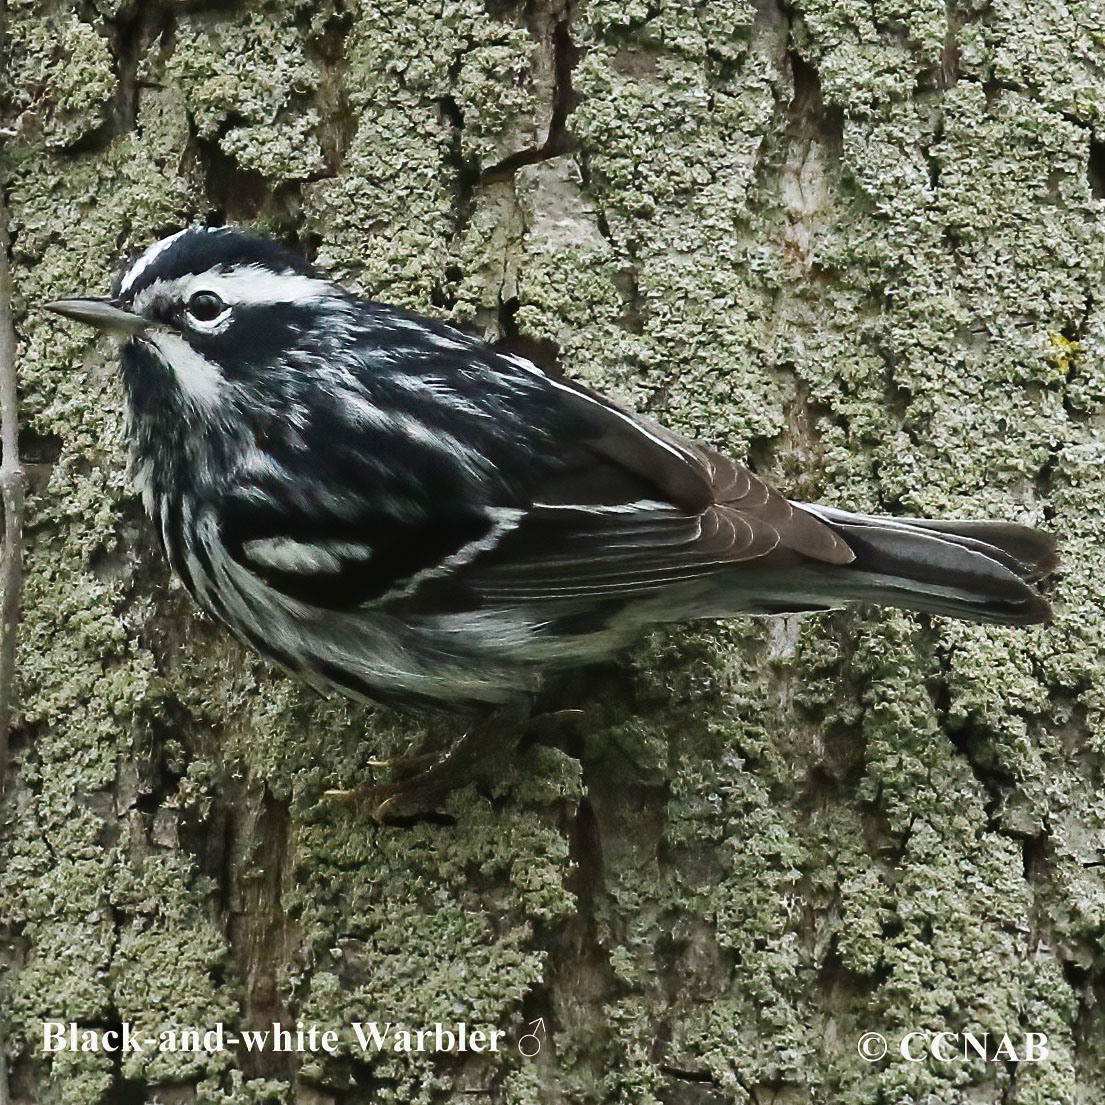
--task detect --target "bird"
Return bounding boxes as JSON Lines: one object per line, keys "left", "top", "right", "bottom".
{"left": 45, "top": 227, "right": 1056, "bottom": 813}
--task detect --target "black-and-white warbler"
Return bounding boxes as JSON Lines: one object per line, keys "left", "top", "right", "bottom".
{"left": 46, "top": 227, "right": 1055, "bottom": 793}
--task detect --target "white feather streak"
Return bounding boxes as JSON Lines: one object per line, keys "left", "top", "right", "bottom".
{"left": 147, "top": 332, "right": 224, "bottom": 406}
{"left": 242, "top": 537, "right": 374, "bottom": 574}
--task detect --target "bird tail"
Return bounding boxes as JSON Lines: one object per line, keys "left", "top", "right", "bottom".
{"left": 738, "top": 505, "right": 1057, "bottom": 626}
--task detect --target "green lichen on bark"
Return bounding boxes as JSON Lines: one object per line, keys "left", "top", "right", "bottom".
{"left": 2, "top": 1, "right": 1104, "bottom": 1103}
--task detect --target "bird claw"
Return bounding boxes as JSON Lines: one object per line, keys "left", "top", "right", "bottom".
{"left": 323, "top": 778, "right": 449, "bottom": 822}
{"left": 364, "top": 750, "right": 439, "bottom": 771}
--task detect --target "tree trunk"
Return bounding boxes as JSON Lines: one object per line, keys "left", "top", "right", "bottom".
{"left": 3, "top": 1, "right": 1104, "bottom": 1102}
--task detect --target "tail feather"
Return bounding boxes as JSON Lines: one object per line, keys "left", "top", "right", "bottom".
{"left": 750, "top": 505, "right": 1056, "bottom": 626}
{"left": 870, "top": 516, "right": 1058, "bottom": 580}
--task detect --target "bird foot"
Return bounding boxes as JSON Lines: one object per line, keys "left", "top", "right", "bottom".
{"left": 323, "top": 721, "right": 510, "bottom": 821}
{"left": 324, "top": 708, "right": 585, "bottom": 822}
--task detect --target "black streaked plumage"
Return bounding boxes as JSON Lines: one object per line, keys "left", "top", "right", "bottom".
{"left": 45, "top": 227, "right": 1057, "bottom": 720}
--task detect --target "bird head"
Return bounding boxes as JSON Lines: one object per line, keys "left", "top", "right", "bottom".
{"left": 45, "top": 227, "right": 342, "bottom": 416}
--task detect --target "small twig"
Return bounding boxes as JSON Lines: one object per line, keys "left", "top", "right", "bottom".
{"left": 0, "top": 194, "right": 23, "bottom": 793}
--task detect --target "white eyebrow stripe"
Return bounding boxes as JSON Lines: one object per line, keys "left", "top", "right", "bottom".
{"left": 118, "top": 229, "right": 193, "bottom": 295}
{"left": 187, "top": 266, "right": 336, "bottom": 305}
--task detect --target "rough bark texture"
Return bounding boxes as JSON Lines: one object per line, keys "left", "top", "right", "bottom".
{"left": 2, "top": 1, "right": 1105, "bottom": 1103}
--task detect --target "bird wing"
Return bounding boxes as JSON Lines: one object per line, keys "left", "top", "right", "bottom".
{"left": 452, "top": 383, "right": 855, "bottom": 606}
{"left": 216, "top": 310, "right": 852, "bottom": 612}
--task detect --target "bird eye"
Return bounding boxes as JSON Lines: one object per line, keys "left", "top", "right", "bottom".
{"left": 186, "top": 291, "right": 226, "bottom": 323}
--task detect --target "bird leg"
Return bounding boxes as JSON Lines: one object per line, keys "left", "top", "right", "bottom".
{"left": 325, "top": 709, "right": 583, "bottom": 822}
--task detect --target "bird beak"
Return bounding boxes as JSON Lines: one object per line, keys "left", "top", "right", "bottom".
{"left": 43, "top": 297, "right": 150, "bottom": 336}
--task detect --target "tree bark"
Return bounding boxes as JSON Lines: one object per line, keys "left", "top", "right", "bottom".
{"left": 2, "top": 1, "right": 1104, "bottom": 1102}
